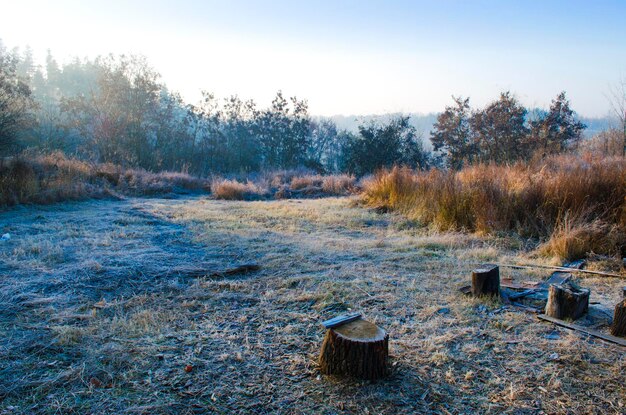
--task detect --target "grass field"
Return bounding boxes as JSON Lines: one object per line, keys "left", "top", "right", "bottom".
{"left": 0, "top": 196, "right": 624, "bottom": 414}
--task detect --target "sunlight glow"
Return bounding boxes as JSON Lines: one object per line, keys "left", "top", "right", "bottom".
{"left": 2, "top": 0, "right": 625, "bottom": 116}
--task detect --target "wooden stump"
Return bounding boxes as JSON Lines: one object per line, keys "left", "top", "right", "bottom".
{"left": 545, "top": 282, "right": 590, "bottom": 321}
{"left": 472, "top": 264, "right": 500, "bottom": 297}
{"left": 610, "top": 299, "right": 626, "bottom": 337}
{"left": 319, "top": 319, "right": 388, "bottom": 380}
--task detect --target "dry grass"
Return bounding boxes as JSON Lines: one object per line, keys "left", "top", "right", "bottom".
{"left": 362, "top": 154, "right": 626, "bottom": 260}
{"left": 1, "top": 154, "right": 359, "bottom": 207}
{"left": 290, "top": 174, "right": 323, "bottom": 190}
{"left": 211, "top": 178, "right": 267, "bottom": 200}
{"left": 0, "top": 196, "right": 623, "bottom": 414}
{"left": 0, "top": 152, "right": 210, "bottom": 207}
{"left": 538, "top": 213, "right": 625, "bottom": 261}
{"left": 322, "top": 174, "right": 357, "bottom": 195}
{"left": 213, "top": 172, "right": 358, "bottom": 201}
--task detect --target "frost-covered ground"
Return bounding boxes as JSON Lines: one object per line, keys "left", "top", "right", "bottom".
{"left": 0, "top": 197, "right": 623, "bottom": 414}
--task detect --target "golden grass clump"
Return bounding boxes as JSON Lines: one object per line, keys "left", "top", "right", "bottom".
{"left": 362, "top": 154, "right": 626, "bottom": 259}
{"left": 538, "top": 214, "right": 625, "bottom": 261}
{"left": 211, "top": 179, "right": 266, "bottom": 200}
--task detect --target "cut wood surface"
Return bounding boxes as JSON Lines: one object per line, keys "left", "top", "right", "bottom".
{"left": 319, "top": 319, "right": 388, "bottom": 380}
{"left": 545, "top": 282, "right": 590, "bottom": 320}
{"left": 611, "top": 299, "right": 626, "bottom": 337}
{"left": 538, "top": 314, "right": 626, "bottom": 347}
{"left": 472, "top": 264, "right": 500, "bottom": 297}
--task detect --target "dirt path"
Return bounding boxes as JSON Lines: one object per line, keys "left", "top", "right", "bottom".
{"left": 0, "top": 197, "right": 623, "bottom": 414}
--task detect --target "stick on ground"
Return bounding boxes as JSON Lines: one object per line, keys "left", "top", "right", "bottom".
{"left": 537, "top": 314, "right": 626, "bottom": 347}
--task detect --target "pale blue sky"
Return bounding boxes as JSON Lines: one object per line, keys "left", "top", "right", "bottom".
{"left": 2, "top": 0, "right": 625, "bottom": 116}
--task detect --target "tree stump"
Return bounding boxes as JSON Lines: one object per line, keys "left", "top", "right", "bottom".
{"left": 545, "top": 282, "right": 590, "bottom": 321}
{"left": 472, "top": 264, "right": 500, "bottom": 297}
{"left": 610, "top": 299, "right": 626, "bottom": 337}
{"left": 319, "top": 318, "right": 388, "bottom": 380}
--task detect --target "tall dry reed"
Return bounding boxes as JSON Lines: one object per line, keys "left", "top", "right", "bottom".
{"left": 362, "top": 154, "right": 626, "bottom": 259}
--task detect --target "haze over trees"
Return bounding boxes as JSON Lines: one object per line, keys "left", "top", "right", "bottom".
{"left": 0, "top": 41, "right": 608, "bottom": 175}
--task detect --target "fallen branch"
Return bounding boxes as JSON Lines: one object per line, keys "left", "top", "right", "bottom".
{"left": 210, "top": 263, "right": 261, "bottom": 277}
{"left": 166, "top": 263, "right": 261, "bottom": 279}
{"left": 496, "top": 263, "right": 624, "bottom": 279}
{"left": 537, "top": 314, "right": 626, "bottom": 347}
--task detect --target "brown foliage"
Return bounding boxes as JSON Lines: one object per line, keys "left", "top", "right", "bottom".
{"left": 362, "top": 155, "right": 626, "bottom": 259}
{"left": 0, "top": 152, "right": 210, "bottom": 207}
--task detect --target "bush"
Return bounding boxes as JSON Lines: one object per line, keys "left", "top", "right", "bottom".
{"left": 211, "top": 179, "right": 266, "bottom": 200}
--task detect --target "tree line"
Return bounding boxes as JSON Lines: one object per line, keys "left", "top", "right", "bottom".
{"left": 1, "top": 42, "right": 599, "bottom": 176}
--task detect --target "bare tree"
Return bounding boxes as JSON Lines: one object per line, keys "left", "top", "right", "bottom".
{"left": 607, "top": 76, "right": 626, "bottom": 156}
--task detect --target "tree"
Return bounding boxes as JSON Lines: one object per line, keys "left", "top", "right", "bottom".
{"left": 344, "top": 116, "right": 429, "bottom": 175}
{"left": 221, "top": 95, "right": 260, "bottom": 172}
{"left": 61, "top": 55, "right": 161, "bottom": 167}
{"left": 528, "top": 92, "right": 586, "bottom": 155}
{"left": 0, "top": 43, "right": 36, "bottom": 154}
{"left": 607, "top": 77, "right": 626, "bottom": 156}
{"left": 255, "top": 91, "right": 312, "bottom": 169}
{"left": 470, "top": 91, "right": 529, "bottom": 163}
{"left": 430, "top": 96, "right": 475, "bottom": 169}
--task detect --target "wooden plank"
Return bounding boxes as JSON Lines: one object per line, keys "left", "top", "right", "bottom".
{"left": 537, "top": 314, "right": 626, "bottom": 347}
{"left": 322, "top": 312, "right": 362, "bottom": 329}
{"left": 497, "top": 263, "right": 625, "bottom": 279}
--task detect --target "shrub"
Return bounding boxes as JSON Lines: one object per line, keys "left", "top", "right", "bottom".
{"left": 211, "top": 179, "right": 266, "bottom": 200}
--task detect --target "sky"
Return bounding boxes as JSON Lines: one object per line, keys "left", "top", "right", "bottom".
{"left": 1, "top": 0, "right": 625, "bottom": 117}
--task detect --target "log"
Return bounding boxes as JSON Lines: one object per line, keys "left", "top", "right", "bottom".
{"left": 319, "top": 318, "right": 388, "bottom": 380}
{"left": 472, "top": 264, "right": 500, "bottom": 297}
{"left": 611, "top": 299, "right": 626, "bottom": 337}
{"left": 545, "top": 282, "right": 590, "bottom": 321}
